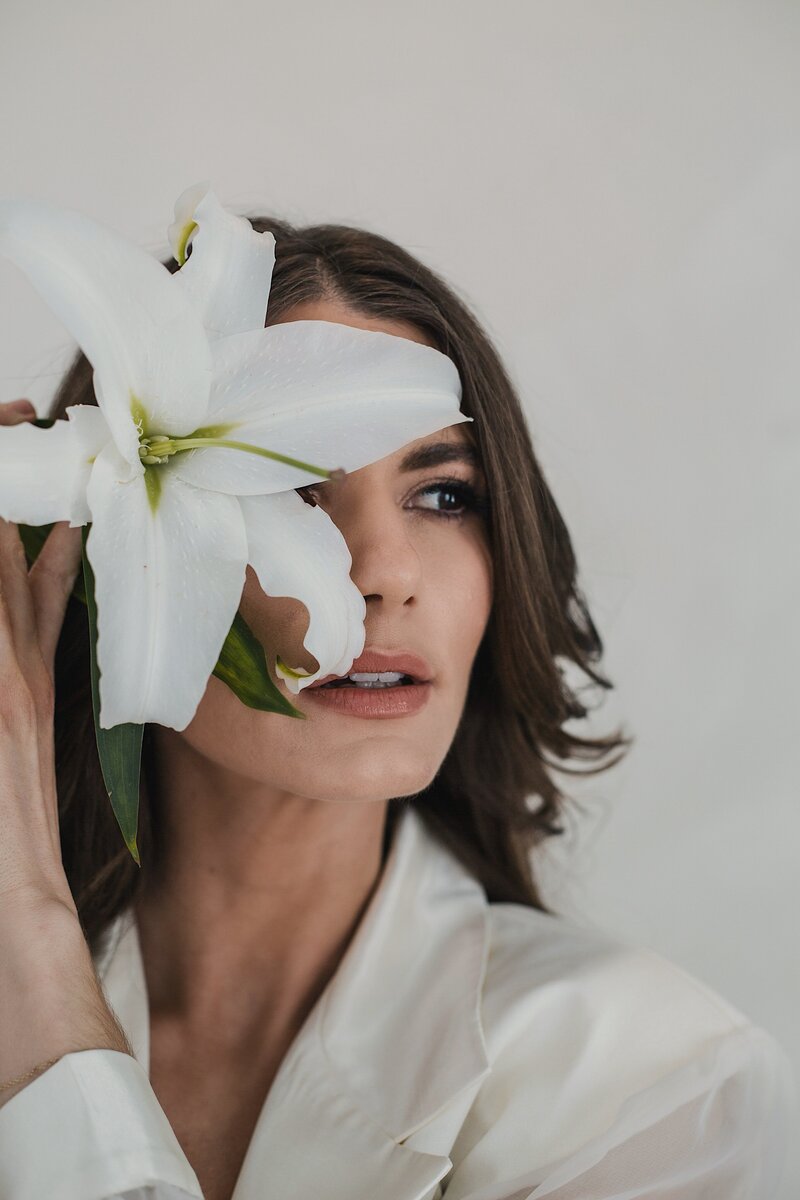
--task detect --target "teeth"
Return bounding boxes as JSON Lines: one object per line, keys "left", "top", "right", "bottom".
{"left": 320, "top": 670, "right": 413, "bottom": 690}
{"left": 349, "top": 671, "right": 406, "bottom": 683}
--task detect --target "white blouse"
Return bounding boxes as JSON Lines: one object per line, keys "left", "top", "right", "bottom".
{"left": 0, "top": 804, "right": 794, "bottom": 1200}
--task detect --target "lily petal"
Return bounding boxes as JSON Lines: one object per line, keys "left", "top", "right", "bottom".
{"left": 173, "top": 188, "right": 276, "bottom": 340}
{"left": 239, "top": 489, "right": 366, "bottom": 692}
{"left": 0, "top": 406, "right": 108, "bottom": 526}
{"left": 0, "top": 198, "right": 213, "bottom": 466}
{"left": 85, "top": 441, "right": 249, "bottom": 730}
{"left": 63, "top": 404, "right": 114, "bottom": 525}
{"left": 170, "top": 320, "right": 471, "bottom": 495}
{"left": 167, "top": 180, "right": 209, "bottom": 265}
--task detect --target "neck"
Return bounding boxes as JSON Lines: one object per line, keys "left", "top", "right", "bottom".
{"left": 132, "top": 726, "right": 390, "bottom": 1047}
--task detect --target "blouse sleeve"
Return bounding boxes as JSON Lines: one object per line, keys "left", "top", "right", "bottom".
{"left": 0, "top": 1048, "right": 204, "bottom": 1200}
{"left": 442, "top": 1023, "right": 797, "bottom": 1200}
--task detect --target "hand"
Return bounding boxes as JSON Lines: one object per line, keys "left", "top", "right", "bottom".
{"left": 0, "top": 399, "right": 83, "bottom": 920}
{"left": 0, "top": 411, "right": 132, "bottom": 1106}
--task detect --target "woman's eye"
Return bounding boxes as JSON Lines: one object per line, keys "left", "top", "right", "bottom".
{"left": 410, "top": 478, "right": 489, "bottom": 521}
{"left": 295, "top": 478, "right": 490, "bottom": 521}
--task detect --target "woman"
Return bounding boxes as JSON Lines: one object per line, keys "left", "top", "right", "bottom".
{"left": 0, "top": 210, "right": 793, "bottom": 1200}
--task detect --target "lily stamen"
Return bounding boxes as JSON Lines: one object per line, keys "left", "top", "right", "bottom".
{"left": 137, "top": 434, "right": 345, "bottom": 481}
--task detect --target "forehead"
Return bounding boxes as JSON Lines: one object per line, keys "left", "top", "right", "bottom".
{"left": 273, "top": 298, "right": 435, "bottom": 350}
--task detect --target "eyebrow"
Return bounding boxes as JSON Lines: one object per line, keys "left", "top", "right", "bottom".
{"left": 398, "top": 440, "right": 480, "bottom": 473}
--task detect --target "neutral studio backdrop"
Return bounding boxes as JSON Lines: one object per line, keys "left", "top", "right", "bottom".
{"left": 1, "top": 1, "right": 798, "bottom": 1192}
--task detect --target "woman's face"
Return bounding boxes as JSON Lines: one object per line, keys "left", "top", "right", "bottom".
{"left": 172, "top": 298, "right": 493, "bottom": 804}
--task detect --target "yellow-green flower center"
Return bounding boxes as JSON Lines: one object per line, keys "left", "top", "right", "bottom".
{"left": 175, "top": 220, "right": 197, "bottom": 267}
{"left": 132, "top": 399, "right": 344, "bottom": 514}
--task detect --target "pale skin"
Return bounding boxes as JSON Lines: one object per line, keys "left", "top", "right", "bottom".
{"left": 0, "top": 298, "right": 493, "bottom": 1200}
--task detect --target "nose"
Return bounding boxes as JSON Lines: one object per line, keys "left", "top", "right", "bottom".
{"left": 327, "top": 481, "right": 422, "bottom": 610}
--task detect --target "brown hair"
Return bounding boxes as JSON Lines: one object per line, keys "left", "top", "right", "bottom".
{"left": 49, "top": 215, "right": 633, "bottom": 952}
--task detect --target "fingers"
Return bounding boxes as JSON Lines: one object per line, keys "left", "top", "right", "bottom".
{"left": 28, "top": 522, "right": 83, "bottom": 675}
{"left": 0, "top": 399, "right": 37, "bottom": 426}
{"left": 0, "top": 403, "right": 41, "bottom": 675}
{"left": 0, "top": 399, "right": 82, "bottom": 680}
{"left": 0, "top": 518, "right": 39, "bottom": 673}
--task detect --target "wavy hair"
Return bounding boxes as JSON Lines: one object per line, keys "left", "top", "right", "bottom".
{"left": 47, "top": 214, "right": 633, "bottom": 951}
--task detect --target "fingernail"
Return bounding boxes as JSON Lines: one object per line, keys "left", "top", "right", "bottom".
{"left": 7, "top": 400, "right": 36, "bottom": 416}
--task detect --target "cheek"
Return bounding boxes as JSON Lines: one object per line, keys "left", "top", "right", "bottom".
{"left": 238, "top": 565, "right": 320, "bottom": 675}
{"left": 428, "top": 534, "right": 493, "bottom": 676}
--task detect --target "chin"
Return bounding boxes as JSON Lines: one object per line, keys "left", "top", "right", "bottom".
{"left": 299, "top": 744, "right": 444, "bottom": 806}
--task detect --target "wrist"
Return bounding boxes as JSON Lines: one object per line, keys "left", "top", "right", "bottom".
{"left": 0, "top": 877, "right": 80, "bottom": 929}
{"left": 0, "top": 890, "right": 85, "bottom": 968}
{"left": 0, "top": 898, "right": 132, "bottom": 1101}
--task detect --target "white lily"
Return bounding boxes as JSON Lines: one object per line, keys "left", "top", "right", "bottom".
{"left": 0, "top": 185, "right": 470, "bottom": 731}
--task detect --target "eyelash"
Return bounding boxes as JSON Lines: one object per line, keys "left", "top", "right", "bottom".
{"left": 409, "top": 476, "right": 490, "bottom": 522}
{"left": 297, "top": 476, "right": 490, "bottom": 522}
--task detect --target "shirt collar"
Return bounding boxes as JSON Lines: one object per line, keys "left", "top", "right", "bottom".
{"left": 95, "top": 804, "right": 492, "bottom": 1198}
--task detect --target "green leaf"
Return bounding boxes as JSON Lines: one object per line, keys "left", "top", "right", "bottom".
{"left": 81, "top": 527, "right": 144, "bottom": 866}
{"left": 213, "top": 611, "right": 306, "bottom": 719}
{"left": 26, "top": 523, "right": 303, "bottom": 864}
{"left": 19, "top": 522, "right": 87, "bottom": 605}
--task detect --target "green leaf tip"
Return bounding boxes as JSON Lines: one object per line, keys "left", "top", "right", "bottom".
{"left": 81, "top": 526, "right": 145, "bottom": 863}
{"left": 214, "top": 612, "right": 307, "bottom": 720}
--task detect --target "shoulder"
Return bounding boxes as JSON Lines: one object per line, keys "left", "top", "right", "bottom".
{"left": 481, "top": 901, "right": 751, "bottom": 1064}
{"left": 451, "top": 902, "right": 796, "bottom": 1182}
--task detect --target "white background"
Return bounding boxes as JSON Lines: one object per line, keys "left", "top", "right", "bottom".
{"left": 2, "top": 1, "right": 798, "bottom": 1192}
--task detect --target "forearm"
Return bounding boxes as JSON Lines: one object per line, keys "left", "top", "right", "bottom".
{"left": 0, "top": 899, "right": 133, "bottom": 1108}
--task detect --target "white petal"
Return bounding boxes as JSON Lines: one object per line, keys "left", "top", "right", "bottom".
{"left": 170, "top": 320, "right": 471, "bottom": 495}
{"left": 85, "top": 441, "right": 248, "bottom": 730}
{"left": 0, "top": 408, "right": 109, "bottom": 526}
{"left": 63, "top": 404, "right": 115, "bottom": 525}
{"left": 240, "top": 489, "right": 366, "bottom": 693}
{"left": 167, "top": 180, "right": 210, "bottom": 264}
{"left": 0, "top": 198, "right": 212, "bottom": 465}
{"left": 173, "top": 189, "right": 276, "bottom": 339}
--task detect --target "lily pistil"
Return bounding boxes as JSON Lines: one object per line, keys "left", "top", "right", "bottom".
{"left": 137, "top": 431, "right": 345, "bottom": 483}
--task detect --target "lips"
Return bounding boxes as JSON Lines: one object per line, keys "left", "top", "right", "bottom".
{"left": 306, "top": 648, "right": 434, "bottom": 689}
